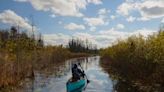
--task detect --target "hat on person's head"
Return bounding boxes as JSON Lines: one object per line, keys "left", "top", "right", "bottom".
{"left": 73, "top": 64, "right": 77, "bottom": 68}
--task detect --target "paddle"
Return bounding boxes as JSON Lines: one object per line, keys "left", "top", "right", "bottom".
{"left": 78, "top": 63, "right": 90, "bottom": 83}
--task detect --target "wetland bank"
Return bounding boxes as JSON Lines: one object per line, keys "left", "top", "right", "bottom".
{"left": 0, "top": 27, "right": 164, "bottom": 92}
{"left": 1, "top": 0, "right": 164, "bottom": 91}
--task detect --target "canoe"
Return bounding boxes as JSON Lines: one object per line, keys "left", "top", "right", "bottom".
{"left": 66, "top": 77, "right": 86, "bottom": 92}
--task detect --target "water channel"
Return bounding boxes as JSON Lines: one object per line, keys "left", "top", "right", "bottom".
{"left": 19, "top": 56, "right": 117, "bottom": 92}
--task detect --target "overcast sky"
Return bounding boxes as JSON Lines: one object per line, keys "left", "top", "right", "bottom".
{"left": 0, "top": 0, "right": 164, "bottom": 48}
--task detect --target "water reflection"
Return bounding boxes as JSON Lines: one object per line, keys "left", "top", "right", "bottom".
{"left": 19, "top": 56, "right": 116, "bottom": 92}
{"left": 113, "top": 80, "right": 140, "bottom": 92}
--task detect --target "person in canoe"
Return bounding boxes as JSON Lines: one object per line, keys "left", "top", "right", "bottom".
{"left": 66, "top": 63, "right": 90, "bottom": 92}
{"left": 71, "top": 64, "right": 85, "bottom": 81}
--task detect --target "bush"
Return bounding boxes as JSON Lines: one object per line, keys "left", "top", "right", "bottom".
{"left": 100, "top": 30, "right": 164, "bottom": 91}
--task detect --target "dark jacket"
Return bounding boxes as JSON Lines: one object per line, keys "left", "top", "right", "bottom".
{"left": 72, "top": 64, "right": 84, "bottom": 80}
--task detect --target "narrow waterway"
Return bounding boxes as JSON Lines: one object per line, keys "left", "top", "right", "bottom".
{"left": 19, "top": 56, "right": 116, "bottom": 92}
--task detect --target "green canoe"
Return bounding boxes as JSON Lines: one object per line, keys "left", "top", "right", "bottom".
{"left": 66, "top": 77, "right": 86, "bottom": 92}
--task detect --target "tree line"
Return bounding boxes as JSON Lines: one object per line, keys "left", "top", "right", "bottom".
{"left": 0, "top": 26, "right": 44, "bottom": 49}
{"left": 67, "top": 38, "right": 98, "bottom": 54}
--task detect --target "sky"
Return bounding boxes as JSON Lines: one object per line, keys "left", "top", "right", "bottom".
{"left": 0, "top": 0, "right": 164, "bottom": 48}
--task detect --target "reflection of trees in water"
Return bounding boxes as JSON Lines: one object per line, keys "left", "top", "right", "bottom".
{"left": 36, "top": 61, "right": 68, "bottom": 77}
{"left": 100, "top": 60, "right": 140, "bottom": 92}
{"left": 20, "top": 60, "right": 70, "bottom": 92}
{"left": 22, "top": 57, "right": 89, "bottom": 92}
{"left": 19, "top": 56, "right": 100, "bottom": 92}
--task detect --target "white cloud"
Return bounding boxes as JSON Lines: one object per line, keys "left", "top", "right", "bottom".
{"left": 137, "top": 17, "right": 149, "bottom": 21}
{"left": 43, "top": 32, "right": 98, "bottom": 47}
{"left": 83, "top": 8, "right": 109, "bottom": 32}
{"left": 14, "top": 0, "right": 27, "bottom": 2}
{"left": 98, "top": 8, "right": 110, "bottom": 21}
{"left": 99, "top": 28, "right": 128, "bottom": 38}
{"left": 98, "top": 28, "right": 129, "bottom": 47}
{"left": 126, "top": 16, "right": 136, "bottom": 22}
{"left": 161, "top": 18, "right": 164, "bottom": 23}
{"left": 131, "top": 28, "right": 156, "bottom": 37}
{"left": 43, "top": 32, "right": 100, "bottom": 48}
{"left": 90, "top": 26, "right": 96, "bottom": 32}
{"left": 15, "top": 0, "right": 87, "bottom": 17}
{"left": 83, "top": 17, "right": 105, "bottom": 26}
{"left": 64, "top": 23, "right": 85, "bottom": 31}
{"left": 58, "top": 21, "right": 62, "bottom": 24}
{"left": 43, "top": 28, "right": 157, "bottom": 48}
{"left": 139, "top": 1, "right": 164, "bottom": 19}
{"left": 116, "top": 24, "right": 125, "bottom": 29}
{"left": 43, "top": 33, "right": 70, "bottom": 46}
{"left": 87, "top": 0, "right": 102, "bottom": 5}
{"left": 117, "top": 0, "right": 164, "bottom": 20}
{"left": 125, "top": 0, "right": 136, "bottom": 2}
{"left": 73, "top": 32, "right": 93, "bottom": 40}
{"left": 98, "top": 8, "right": 110, "bottom": 15}
{"left": 98, "top": 28, "right": 157, "bottom": 47}
{"left": 71, "top": 30, "right": 129, "bottom": 48}
{"left": 117, "top": 2, "right": 135, "bottom": 16}
{"left": 15, "top": 0, "right": 103, "bottom": 17}
{"left": 50, "top": 14, "right": 56, "bottom": 18}
{"left": 0, "top": 9, "right": 36, "bottom": 32}
{"left": 110, "top": 15, "right": 116, "bottom": 20}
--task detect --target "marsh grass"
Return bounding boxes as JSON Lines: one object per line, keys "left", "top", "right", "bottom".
{"left": 0, "top": 28, "right": 89, "bottom": 91}
{"left": 100, "top": 30, "right": 164, "bottom": 91}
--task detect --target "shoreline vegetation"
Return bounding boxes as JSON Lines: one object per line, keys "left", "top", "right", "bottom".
{"left": 0, "top": 26, "right": 97, "bottom": 91}
{"left": 100, "top": 28, "right": 164, "bottom": 91}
